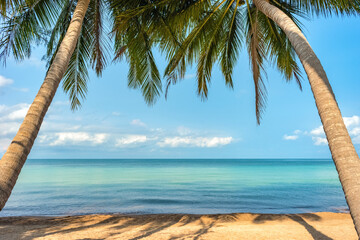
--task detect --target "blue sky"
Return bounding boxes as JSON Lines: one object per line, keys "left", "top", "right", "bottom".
{"left": 0, "top": 15, "right": 360, "bottom": 159}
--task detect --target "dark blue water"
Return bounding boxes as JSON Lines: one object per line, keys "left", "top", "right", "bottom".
{"left": 0, "top": 159, "right": 348, "bottom": 216}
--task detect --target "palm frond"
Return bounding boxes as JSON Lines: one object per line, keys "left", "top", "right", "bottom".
{"left": 256, "top": 7, "right": 303, "bottom": 90}
{"left": 62, "top": 14, "right": 92, "bottom": 110}
{"left": 245, "top": 3, "right": 267, "bottom": 124}
{"left": 44, "top": 0, "right": 75, "bottom": 68}
{"left": 114, "top": 14, "right": 162, "bottom": 105}
{"left": 132, "top": 23, "right": 162, "bottom": 105}
{"left": 196, "top": 0, "right": 236, "bottom": 98}
{"left": 164, "top": 0, "right": 227, "bottom": 93}
{"left": 0, "top": 0, "right": 60, "bottom": 64}
{"left": 220, "top": 0, "right": 243, "bottom": 88}
{"left": 88, "top": 0, "right": 110, "bottom": 76}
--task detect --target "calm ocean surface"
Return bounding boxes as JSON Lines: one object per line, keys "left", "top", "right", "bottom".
{"left": 0, "top": 159, "right": 348, "bottom": 217}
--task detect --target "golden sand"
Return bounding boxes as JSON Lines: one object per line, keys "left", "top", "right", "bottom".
{"left": 0, "top": 212, "right": 356, "bottom": 240}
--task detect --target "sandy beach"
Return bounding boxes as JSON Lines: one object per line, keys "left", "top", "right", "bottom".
{"left": 0, "top": 212, "right": 356, "bottom": 240}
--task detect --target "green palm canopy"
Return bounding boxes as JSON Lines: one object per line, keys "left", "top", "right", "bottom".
{"left": 1, "top": 0, "right": 183, "bottom": 109}
{"left": 113, "top": 0, "right": 360, "bottom": 123}
{"left": 3, "top": 0, "right": 359, "bottom": 120}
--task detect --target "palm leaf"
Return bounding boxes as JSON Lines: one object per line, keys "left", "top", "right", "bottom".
{"left": 245, "top": 3, "right": 267, "bottom": 124}
{"left": 164, "top": 0, "right": 227, "bottom": 93}
{"left": 88, "top": 0, "right": 110, "bottom": 76}
{"left": 62, "top": 12, "right": 92, "bottom": 110}
{"left": 44, "top": 0, "right": 74, "bottom": 68}
{"left": 0, "top": 0, "right": 60, "bottom": 64}
{"left": 196, "top": 0, "right": 235, "bottom": 98}
{"left": 220, "top": 0, "right": 243, "bottom": 88}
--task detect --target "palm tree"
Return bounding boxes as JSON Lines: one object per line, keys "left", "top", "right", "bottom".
{"left": 0, "top": 0, "right": 91, "bottom": 210}
{"left": 0, "top": 0, "right": 171, "bottom": 210}
{"left": 120, "top": 0, "right": 360, "bottom": 236}
{"left": 252, "top": 0, "right": 360, "bottom": 235}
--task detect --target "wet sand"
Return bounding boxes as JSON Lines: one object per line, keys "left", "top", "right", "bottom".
{"left": 0, "top": 212, "right": 356, "bottom": 240}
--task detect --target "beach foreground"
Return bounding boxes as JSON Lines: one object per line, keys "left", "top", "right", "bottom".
{"left": 0, "top": 212, "right": 356, "bottom": 240}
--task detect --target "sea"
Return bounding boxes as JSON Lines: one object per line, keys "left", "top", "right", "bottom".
{"left": 0, "top": 158, "right": 348, "bottom": 217}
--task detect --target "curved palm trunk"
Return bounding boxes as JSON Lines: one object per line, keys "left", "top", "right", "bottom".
{"left": 0, "top": 0, "right": 90, "bottom": 210}
{"left": 253, "top": 0, "right": 360, "bottom": 236}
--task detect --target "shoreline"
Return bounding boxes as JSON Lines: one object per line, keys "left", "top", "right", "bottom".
{"left": 0, "top": 212, "right": 356, "bottom": 239}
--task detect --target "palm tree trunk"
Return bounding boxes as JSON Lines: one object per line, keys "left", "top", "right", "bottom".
{"left": 0, "top": 0, "right": 90, "bottom": 210}
{"left": 253, "top": 0, "right": 360, "bottom": 237}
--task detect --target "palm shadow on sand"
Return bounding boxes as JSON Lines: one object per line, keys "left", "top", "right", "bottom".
{"left": 253, "top": 213, "right": 333, "bottom": 240}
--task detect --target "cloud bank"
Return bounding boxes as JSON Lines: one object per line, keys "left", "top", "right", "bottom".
{"left": 0, "top": 75, "right": 13, "bottom": 87}
{"left": 0, "top": 103, "right": 234, "bottom": 154}
{"left": 284, "top": 115, "right": 360, "bottom": 146}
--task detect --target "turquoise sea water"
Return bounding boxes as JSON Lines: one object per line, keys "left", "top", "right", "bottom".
{"left": 0, "top": 159, "right": 347, "bottom": 216}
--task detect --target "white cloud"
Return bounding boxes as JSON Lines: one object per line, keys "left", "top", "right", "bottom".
{"left": 0, "top": 103, "right": 30, "bottom": 121}
{"left": 350, "top": 127, "right": 360, "bottom": 136}
{"left": 308, "top": 125, "right": 327, "bottom": 145}
{"left": 0, "top": 104, "right": 31, "bottom": 152}
{"left": 41, "top": 132, "right": 108, "bottom": 146}
{"left": 344, "top": 116, "right": 360, "bottom": 128}
{"left": 115, "top": 135, "right": 147, "bottom": 146}
{"left": 286, "top": 115, "right": 360, "bottom": 146}
{"left": 349, "top": 126, "right": 360, "bottom": 144}
{"left": 157, "top": 136, "right": 233, "bottom": 148}
{"left": 7, "top": 106, "right": 29, "bottom": 120}
{"left": 309, "top": 116, "right": 360, "bottom": 145}
{"left": 130, "top": 119, "right": 146, "bottom": 127}
{"left": 0, "top": 104, "right": 235, "bottom": 153}
{"left": 283, "top": 130, "right": 302, "bottom": 141}
{"left": 310, "top": 126, "right": 324, "bottom": 136}
{"left": 92, "top": 134, "right": 108, "bottom": 144}
{"left": 283, "top": 135, "right": 298, "bottom": 140}
{"left": 0, "top": 75, "right": 14, "bottom": 87}
{"left": 0, "top": 122, "right": 21, "bottom": 136}
{"left": 312, "top": 137, "right": 328, "bottom": 146}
